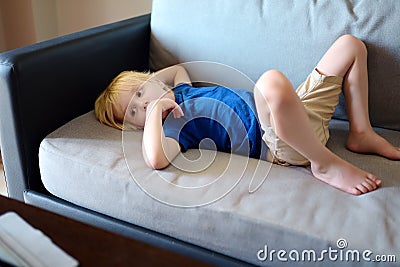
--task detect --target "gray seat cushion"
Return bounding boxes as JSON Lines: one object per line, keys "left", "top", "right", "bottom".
{"left": 39, "top": 111, "right": 400, "bottom": 266}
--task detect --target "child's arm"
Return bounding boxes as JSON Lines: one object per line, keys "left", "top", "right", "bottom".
{"left": 154, "top": 65, "right": 192, "bottom": 87}
{"left": 142, "top": 98, "right": 183, "bottom": 169}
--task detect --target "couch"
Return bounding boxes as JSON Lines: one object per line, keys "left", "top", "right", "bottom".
{"left": 1, "top": 1, "right": 399, "bottom": 266}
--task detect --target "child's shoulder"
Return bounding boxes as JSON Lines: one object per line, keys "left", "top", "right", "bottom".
{"left": 175, "top": 83, "right": 253, "bottom": 102}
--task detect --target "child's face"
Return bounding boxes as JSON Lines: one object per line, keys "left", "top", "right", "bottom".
{"left": 115, "top": 80, "right": 174, "bottom": 128}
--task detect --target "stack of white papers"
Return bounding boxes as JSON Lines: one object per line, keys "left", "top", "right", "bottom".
{"left": 0, "top": 212, "right": 78, "bottom": 267}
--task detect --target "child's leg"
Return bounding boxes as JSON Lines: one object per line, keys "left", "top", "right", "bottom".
{"left": 316, "top": 34, "right": 400, "bottom": 160}
{"left": 254, "top": 70, "right": 381, "bottom": 195}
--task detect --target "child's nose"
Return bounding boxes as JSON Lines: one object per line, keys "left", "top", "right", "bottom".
{"left": 142, "top": 100, "right": 149, "bottom": 110}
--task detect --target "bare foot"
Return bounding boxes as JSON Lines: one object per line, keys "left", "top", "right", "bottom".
{"left": 310, "top": 152, "right": 382, "bottom": 195}
{"left": 347, "top": 130, "right": 400, "bottom": 160}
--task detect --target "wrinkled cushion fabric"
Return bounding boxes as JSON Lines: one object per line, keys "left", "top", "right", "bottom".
{"left": 39, "top": 112, "right": 400, "bottom": 266}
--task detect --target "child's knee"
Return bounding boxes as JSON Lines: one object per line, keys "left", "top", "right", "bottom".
{"left": 258, "top": 70, "right": 286, "bottom": 83}
{"left": 338, "top": 34, "right": 367, "bottom": 56}
{"left": 255, "top": 70, "right": 293, "bottom": 101}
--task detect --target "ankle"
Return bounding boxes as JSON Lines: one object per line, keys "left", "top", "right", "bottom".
{"left": 347, "top": 129, "right": 373, "bottom": 146}
{"left": 348, "top": 126, "right": 374, "bottom": 137}
{"left": 310, "top": 161, "right": 326, "bottom": 175}
{"left": 310, "top": 151, "right": 338, "bottom": 174}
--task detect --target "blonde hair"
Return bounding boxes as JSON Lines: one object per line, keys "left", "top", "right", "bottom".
{"left": 94, "top": 70, "right": 152, "bottom": 130}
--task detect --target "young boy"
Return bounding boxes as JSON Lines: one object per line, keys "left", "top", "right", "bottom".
{"left": 95, "top": 34, "right": 400, "bottom": 196}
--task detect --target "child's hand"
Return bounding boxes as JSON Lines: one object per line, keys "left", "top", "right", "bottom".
{"left": 147, "top": 98, "right": 184, "bottom": 120}
{"left": 142, "top": 98, "right": 182, "bottom": 170}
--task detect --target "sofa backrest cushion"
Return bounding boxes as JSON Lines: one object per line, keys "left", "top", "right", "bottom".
{"left": 150, "top": 0, "right": 400, "bottom": 131}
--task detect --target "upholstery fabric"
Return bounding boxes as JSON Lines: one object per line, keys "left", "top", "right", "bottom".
{"left": 39, "top": 112, "right": 400, "bottom": 266}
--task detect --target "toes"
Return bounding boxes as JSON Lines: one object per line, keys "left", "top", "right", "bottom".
{"left": 386, "top": 147, "right": 400, "bottom": 160}
{"left": 352, "top": 176, "right": 381, "bottom": 195}
{"left": 362, "top": 180, "right": 375, "bottom": 191}
{"left": 356, "top": 183, "right": 369, "bottom": 194}
{"left": 350, "top": 187, "right": 362, "bottom": 196}
{"left": 367, "top": 174, "right": 382, "bottom": 187}
{"left": 364, "top": 177, "right": 378, "bottom": 190}
{"left": 389, "top": 149, "right": 400, "bottom": 159}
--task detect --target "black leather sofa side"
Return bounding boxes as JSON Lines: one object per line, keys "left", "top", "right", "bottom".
{"left": 0, "top": 14, "right": 151, "bottom": 200}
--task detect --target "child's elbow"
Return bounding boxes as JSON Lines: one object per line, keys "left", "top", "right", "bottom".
{"left": 145, "top": 155, "right": 170, "bottom": 170}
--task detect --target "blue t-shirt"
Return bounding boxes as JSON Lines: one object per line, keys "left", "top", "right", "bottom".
{"left": 163, "top": 83, "right": 268, "bottom": 159}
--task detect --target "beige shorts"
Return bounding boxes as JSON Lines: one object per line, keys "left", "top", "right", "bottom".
{"left": 263, "top": 69, "right": 343, "bottom": 166}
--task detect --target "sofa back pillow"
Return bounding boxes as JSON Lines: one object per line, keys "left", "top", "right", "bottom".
{"left": 150, "top": 0, "right": 400, "bottom": 131}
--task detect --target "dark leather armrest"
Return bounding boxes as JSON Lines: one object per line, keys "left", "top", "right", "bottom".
{"left": 0, "top": 14, "right": 151, "bottom": 200}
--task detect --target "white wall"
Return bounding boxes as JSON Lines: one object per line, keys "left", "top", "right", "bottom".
{"left": 0, "top": 11, "right": 5, "bottom": 52}
{"left": 32, "top": 0, "right": 58, "bottom": 42}
{"left": 56, "top": 0, "right": 152, "bottom": 37}
{"left": 0, "top": 0, "right": 37, "bottom": 51}
{"left": 0, "top": 0, "right": 152, "bottom": 51}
